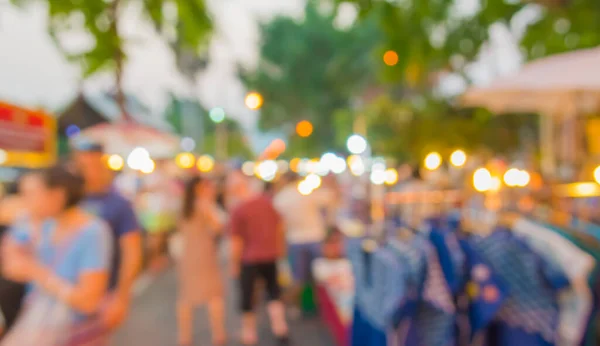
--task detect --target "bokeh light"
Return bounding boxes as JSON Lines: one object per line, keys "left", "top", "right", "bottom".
{"left": 107, "top": 154, "right": 124, "bottom": 171}
{"left": 209, "top": 107, "right": 226, "bottom": 123}
{"left": 370, "top": 170, "right": 386, "bottom": 185}
{"left": 473, "top": 168, "right": 492, "bottom": 192}
{"left": 384, "top": 168, "right": 399, "bottom": 185}
{"left": 0, "top": 149, "right": 7, "bottom": 165}
{"left": 298, "top": 180, "right": 313, "bottom": 196}
{"left": 181, "top": 137, "right": 196, "bottom": 152}
{"left": 305, "top": 173, "right": 322, "bottom": 189}
{"left": 331, "top": 157, "right": 347, "bottom": 174}
{"left": 175, "top": 152, "right": 195, "bottom": 169}
{"left": 290, "top": 158, "right": 301, "bottom": 173}
{"left": 594, "top": 166, "right": 600, "bottom": 184}
{"left": 516, "top": 170, "right": 531, "bottom": 187}
{"left": 296, "top": 120, "right": 314, "bottom": 138}
{"left": 197, "top": 155, "right": 215, "bottom": 173}
{"left": 245, "top": 92, "right": 264, "bottom": 110}
{"left": 140, "top": 159, "right": 156, "bottom": 174}
{"left": 242, "top": 161, "right": 255, "bottom": 176}
{"left": 424, "top": 152, "right": 442, "bottom": 171}
{"left": 347, "top": 134, "right": 367, "bottom": 155}
{"left": 257, "top": 160, "right": 278, "bottom": 181}
{"left": 450, "top": 150, "right": 467, "bottom": 167}
{"left": 127, "top": 147, "right": 151, "bottom": 170}
{"left": 383, "top": 50, "right": 399, "bottom": 66}
{"left": 503, "top": 168, "right": 521, "bottom": 187}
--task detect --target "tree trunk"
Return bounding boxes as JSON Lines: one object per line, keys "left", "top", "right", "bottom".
{"left": 110, "top": 0, "right": 129, "bottom": 122}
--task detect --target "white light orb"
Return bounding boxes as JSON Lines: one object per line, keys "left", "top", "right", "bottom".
{"left": 346, "top": 134, "right": 367, "bottom": 155}
{"left": 127, "top": 147, "right": 150, "bottom": 170}
{"left": 370, "top": 170, "right": 386, "bottom": 185}
{"left": 257, "top": 160, "right": 278, "bottom": 182}
{"left": 298, "top": 180, "right": 314, "bottom": 196}
{"left": 305, "top": 174, "right": 322, "bottom": 189}
{"left": 503, "top": 168, "right": 521, "bottom": 187}
{"left": 473, "top": 168, "right": 492, "bottom": 192}
{"left": 180, "top": 137, "right": 196, "bottom": 152}
{"left": 331, "top": 157, "right": 347, "bottom": 174}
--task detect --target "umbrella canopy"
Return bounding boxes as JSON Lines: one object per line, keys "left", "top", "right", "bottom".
{"left": 462, "top": 46, "right": 600, "bottom": 114}
{"left": 72, "top": 123, "right": 181, "bottom": 159}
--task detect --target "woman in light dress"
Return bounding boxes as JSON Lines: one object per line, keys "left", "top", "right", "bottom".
{"left": 177, "top": 176, "right": 226, "bottom": 346}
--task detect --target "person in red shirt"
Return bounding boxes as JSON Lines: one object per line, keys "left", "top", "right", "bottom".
{"left": 229, "top": 174, "right": 289, "bottom": 346}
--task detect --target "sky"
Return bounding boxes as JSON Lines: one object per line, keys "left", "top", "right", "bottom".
{"left": 0, "top": 0, "right": 534, "bottom": 151}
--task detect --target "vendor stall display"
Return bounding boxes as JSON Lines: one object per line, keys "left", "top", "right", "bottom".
{"left": 0, "top": 102, "right": 56, "bottom": 168}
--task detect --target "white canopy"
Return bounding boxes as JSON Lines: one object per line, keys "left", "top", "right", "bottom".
{"left": 462, "top": 46, "right": 600, "bottom": 114}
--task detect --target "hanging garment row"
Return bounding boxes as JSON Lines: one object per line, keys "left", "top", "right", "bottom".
{"left": 349, "top": 210, "right": 600, "bottom": 346}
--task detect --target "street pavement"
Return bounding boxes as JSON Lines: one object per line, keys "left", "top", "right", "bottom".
{"left": 110, "top": 268, "right": 335, "bottom": 346}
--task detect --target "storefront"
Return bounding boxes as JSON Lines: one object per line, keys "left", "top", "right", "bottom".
{"left": 0, "top": 102, "right": 57, "bottom": 169}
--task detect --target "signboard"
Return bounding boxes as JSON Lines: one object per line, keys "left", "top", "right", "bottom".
{"left": 0, "top": 102, "right": 56, "bottom": 168}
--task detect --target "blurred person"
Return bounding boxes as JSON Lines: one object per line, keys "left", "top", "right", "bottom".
{"left": 0, "top": 180, "right": 30, "bottom": 336}
{"left": 137, "top": 169, "right": 179, "bottom": 273}
{"left": 273, "top": 172, "right": 337, "bottom": 312}
{"left": 229, "top": 175, "right": 289, "bottom": 346}
{"left": 176, "top": 176, "right": 226, "bottom": 346}
{"left": 72, "top": 142, "right": 142, "bottom": 330}
{"left": 395, "top": 165, "right": 434, "bottom": 231}
{"left": 1, "top": 165, "right": 112, "bottom": 345}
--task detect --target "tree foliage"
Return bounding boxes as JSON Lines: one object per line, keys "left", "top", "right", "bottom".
{"left": 239, "top": 0, "right": 381, "bottom": 156}
{"left": 335, "top": 0, "right": 526, "bottom": 87}
{"left": 11, "top": 0, "right": 213, "bottom": 117}
{"left": 349, "top": 96, "right": 538, "bottom": 162}
{"left": 164, "top": 98, "right": 253, "bottom": 159}
{"left": 521, "top": 0, "right": 600, "bottom": 59}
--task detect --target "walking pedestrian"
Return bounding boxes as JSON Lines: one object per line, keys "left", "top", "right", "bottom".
{"left": 273, "top": 172, "right": 337, "bottom": 314}
{"left": 176, "top": 176, "right": 226, "bottom": 346}
{"left": 0, "top": 180, "right": 29, "bottom": 336}
{"left": 1, "top": 165, "right": 112, "bottom": 345}
{"left": 229, "top": 175, "right": 289, "bottom": 346}
{"left": 72, "top": 141, "right": 142, "bottom": 330}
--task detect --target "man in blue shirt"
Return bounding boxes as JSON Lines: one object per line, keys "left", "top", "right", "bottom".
{"left": 72, "top": 141, "right": 143, "bottom": 330}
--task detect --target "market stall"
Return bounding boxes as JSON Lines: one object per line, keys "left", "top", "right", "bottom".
{"left": 0, "top": 102, "right": 56, "bottom": 169}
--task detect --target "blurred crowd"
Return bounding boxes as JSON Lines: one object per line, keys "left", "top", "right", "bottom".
{"left": 0, "top": 141, "right": 346, "bottom": 346}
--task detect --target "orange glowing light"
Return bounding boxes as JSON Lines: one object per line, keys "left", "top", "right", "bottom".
{"left": 296, "top": 120, "right": 313, "bottom": 138}
{"left": 383, "top": 50, "right": 399, "bottom": 66}
{"left": 290, "top": 158, "right": 301, "bottom": 172}
{"left": 245, "top": 92, "right": 264, "bottom": 110}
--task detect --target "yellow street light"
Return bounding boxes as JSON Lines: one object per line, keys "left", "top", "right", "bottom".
{"left": 503, "top": 168, "right": 521, "bottom": 187}
{"left": 594, "top": 166, "right": 600, "bottom": 184}
{"left": 176, "top": 152, "right": 195, "bottom": 169}
{"left": 424, "top": 152, "right": 442, "bottom": 171}
{"left": 450, "top": 150, "right": 467, "bottom": 167}
{"left": 384, "top": 168, "right": 399, "bottom": 185}
{"left": 473, "top": 168, "right": 492, "bottom": 192}
{"left": 516, "top": 170, "right": 531, "bottom": 187}
{"left": 107, "top": 154, "right": 125, "bottom": 171}
{"left": 197, "top": 155, "right": 215, "bottom": 173}
{"left": 245, "top": 92, "right": 264, "bottom": 110}
{"left": 140, "top": 159, "right": 156, "bottom": 174}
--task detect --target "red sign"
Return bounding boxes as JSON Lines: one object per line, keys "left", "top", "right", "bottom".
{"left": 0, "top": 102, "right": 56, "bottom": 168}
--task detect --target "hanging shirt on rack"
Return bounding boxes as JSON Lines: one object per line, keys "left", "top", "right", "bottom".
{"left": 458, "top": 238, "right": 509, "bottom": 345}
{"left": 513, "top": 218, "right": 595, "bottom": 346}
{"left": 541, "top": 220, "right": 600, "bottom": 346}
{"left": 470, "top": 229, "right": 568, "bottom": 346}
{"left": 425, "top": 217, "right": 466, "bottom": 296}
{"left": 348, "top": 240, "right": 389, "bottom": 346}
